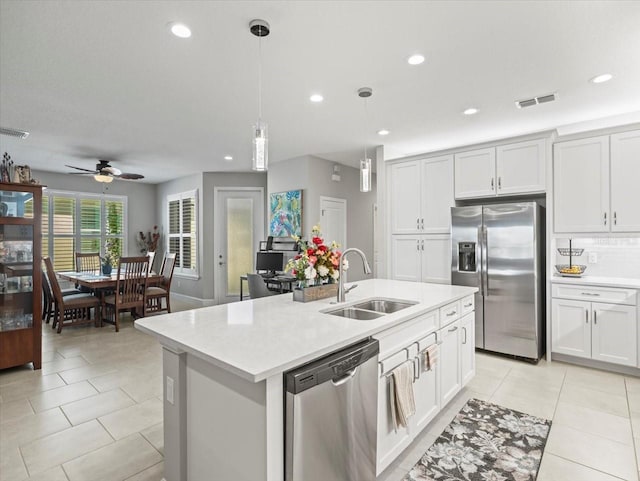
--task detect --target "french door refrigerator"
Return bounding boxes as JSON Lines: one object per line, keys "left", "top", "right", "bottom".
{"left": 451, "top": 202, "right": 544, "bottom": 360}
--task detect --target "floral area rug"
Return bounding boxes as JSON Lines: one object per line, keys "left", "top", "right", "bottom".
{"left": 403, "top": 398, "right": 551, "bottom": 481}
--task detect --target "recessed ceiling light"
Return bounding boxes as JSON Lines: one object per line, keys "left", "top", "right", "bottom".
{"left": 463, "top": 107, "right": 479, "bottom": 115}
{"left": 310, "top": 94, "right": 324, "bottom": 103}
{"left": 169, "top": 22, "right": 191, "bottom": 38}
{"left": 377, "top": 129, "right": 390, "bottom": 136}
{"left": 224, "top": 155, "right": 233, "bottom": 161}
{"left": 590, "top": 73, "right": 613, "bottom": 84}
{"left": 407, "top": 54, "right": 425, "bottom": 65}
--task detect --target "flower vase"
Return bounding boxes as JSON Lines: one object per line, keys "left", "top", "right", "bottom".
{"left": 102, "top": 264, "right": 112, "bottom": 276}
{"left": 292, "top": 282, "right": 338, "bottom": 303}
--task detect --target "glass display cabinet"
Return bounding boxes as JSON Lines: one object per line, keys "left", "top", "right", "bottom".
{"left": 0, "top": 182, "right": 43, "bottom": 370}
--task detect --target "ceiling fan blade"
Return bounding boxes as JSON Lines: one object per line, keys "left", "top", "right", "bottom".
{"left": 66, "top": 164, "right": 98, "bottom": 173}
{"left": 117, "top": 173, "right": 144, "bottom": 180}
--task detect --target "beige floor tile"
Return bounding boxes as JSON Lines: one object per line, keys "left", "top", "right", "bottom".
{"left": 564, "top": 365, "right": 627, "bottom": 396}
{"left": 88, "top": 367, "right": 160, "bottom": 393}
{"left": 0, "top": 374, "right": 66, "bottom": 403}
{"left": 29, "top": 381, "right": 98, "bottom": 413}
{"left": 61, "top": 388, "right": 135, "bottom": 426}
{"left": 546, "top": 424, "right": 637, "bottom": 480}
{"left": 99, "top": 398, "right": 163, "bottom": 440}
{"left": 58, "top": 364, "right": 118, "bottom": 385}
{"left": 628, "top": 390, "right": 640, "bottom": 414}
{"left": 120, "top": 377, "right": 162, "bottom": 403}
{"left": 560, "top": 383, "right": 629, "bottom": 418}
{"left": 493, "top": 376, "right": 562, "bottom": 400}
{"left": 124, "top": 462, "right": 164, "bottom": 481}
{"left": 464, "top": 371, "right": 504, "bottom": 396}
{"left": 538, "top": 453, "right": 627, "bottom": 481}
{"left": 25, "top": 465, "right": 69, "bottom": 481}
{"left": 0, "top": 366, "right": 47, "bottom": 387}
{"left": 41, "top": 352, "right": 65, "bottom": 364}
{"left": 0, "top": 447, "right": 28, "bottom": 481}
{"left": 553, "top": 401, "right": 633, "bottom": 445}
{"left": 1, "top": 408, "right": 70, "bottom": 451}
{"left": 41, "top": 357, "right": 89, "bottom": 376}
{"left": 21, "top": 420, "right": 113, "bottom": 475}
{"left": 0, "top": 398, "right": 35, "bottom": 424}
{"left": 489, "top": 390, "right": 556, "bottom": 420}
{"left": 505, "top": 366, "right": 566, "bottom": 390}
{"left": 140, "top": 422, "right": 163, "bottom": 455}
{"left": 630, "top": 411, "right": 640, "bottom": 438}
{"left": 626, "top": 376, "right": 640, "bottom": 394}
{"left": 62, "top": 433, "right": 162, "bottom": 481}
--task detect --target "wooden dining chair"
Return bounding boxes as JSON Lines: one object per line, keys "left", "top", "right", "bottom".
{"left": 145, "top": 253, "right": 176, "bottom": 315}
{"left": 75, "top": 252, "right": 101, "bottom": 292}
{"left": 147, "top": 251, "right": 156, "bottom": 273}
{"left": 103, "top": 256, "right": 149, "bottom": 332}
{"left": 43, "top": 257, "right": 100, "bottom": 333}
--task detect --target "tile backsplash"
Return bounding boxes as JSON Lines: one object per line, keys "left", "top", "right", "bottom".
{"left": 555, "top": 238, "right": 640, "bottom": 279}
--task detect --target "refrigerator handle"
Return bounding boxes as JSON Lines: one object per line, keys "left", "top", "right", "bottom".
{"left": 477, "top": 226, "right": 484, "bottom": 296}
{"left": 482, "top": 225, "right": 489, "bottom": 297}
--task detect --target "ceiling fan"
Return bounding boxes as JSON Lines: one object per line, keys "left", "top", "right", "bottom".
{"left": 65, "top": 160, "right": 144, "bottom": 183}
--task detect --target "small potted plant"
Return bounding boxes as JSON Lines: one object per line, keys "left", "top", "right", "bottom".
{"left": 101, "top": 252, "right": 114, "bottom": 276}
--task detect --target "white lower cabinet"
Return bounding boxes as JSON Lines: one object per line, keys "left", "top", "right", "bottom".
{"left": 438, "top": 320, "right": 461, "bottom": 406}
{"left": 552, "top": 283, "right": 637, "bottom": 367}
{"left": 460, "top": 312, "right": 475, "bottom": 386}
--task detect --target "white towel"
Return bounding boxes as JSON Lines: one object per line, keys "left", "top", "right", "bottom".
{"left": 390, "top": 360, "right": 416, "bottom": 430}
{"left": 422, "top": 344, "right": 439, "bottom": 371}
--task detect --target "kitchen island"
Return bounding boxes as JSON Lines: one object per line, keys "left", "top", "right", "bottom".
{"left": 135, "top": 278, "right": 477, "bottom": 481}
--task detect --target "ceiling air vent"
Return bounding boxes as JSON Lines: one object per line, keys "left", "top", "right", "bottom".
{"left": 0, "top": 127, "right": 30, "bottom": 139}
{"left": 515, "top": 93, "right": 557, "bottom": 109}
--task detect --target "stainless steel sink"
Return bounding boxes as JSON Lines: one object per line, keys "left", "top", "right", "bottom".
{"left": 324, "top": 298, "right": 418, "bottom": 321}
{"left": 325, "top": 307, "right": 384, "bottom": 320}
{"left": 353, "top": 299, "right": 417, "bottom": 314}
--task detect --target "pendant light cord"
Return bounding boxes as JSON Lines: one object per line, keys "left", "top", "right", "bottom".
{"left": 363, "top": 97, "right": 369, "bottom": 160}
{"left": 258, "top": 27, "right": 262, "bottom": 122}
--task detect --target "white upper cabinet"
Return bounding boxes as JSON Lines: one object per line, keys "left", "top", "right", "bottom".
{"left": 454, "top": 148, "right": 496, "bottom": 199}
{"left": 610, "top": 130, "right": 640, "bottom": 232}
{"left": 454, "top": 139, "right": 546, "bottom": 199}
{"left": 496, "top": 139, "right": 546, "bottom": 195}
{"left": 553, "top": 136, "right": 610, "bottom": 233}
{"left": 389, "top": 156, "right": 454, "bottom": 234}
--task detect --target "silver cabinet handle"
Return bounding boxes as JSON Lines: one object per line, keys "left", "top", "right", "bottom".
{"left": 498, "top": 176, "right": 502, "bottom": 189}
{"left": 448, "top": 326, "right": 458, "bottom": 332}
{"left": 594, "top": 310, "right": 597, "bottom": 324}
{"left": 491, "top": 177, "right": 495, "bottom": 190}
{"left": 421, "top": 218, "right": 424, "bottom": 229}
{"left": 586, "top": 310, "right": 589, "bottom": 323}
{"left": 464, "top": 302, "right": 473, "bottom": 308}
{"left": 604, "top": 212, "right": 607, "bottom": 226}
{"left": 462, "top": 326, "right": 467, "bottom": 344}
{"left": 413, "top": 357, "right": 420, "bottom": 381}
{"left": 416, "top": 241, "right": 420, "bottom": 251}
{"left": 582, "top": 292, "right": 600, "bottom": 297}
{"left": 446, "top": 310, "right": 457, "bottom": 317}
{"left": 614, "top": 211, "right": 617, "bottom": 225}
{"left": 417, "top": 218, "right": 420, "bottom": 229}
{"left": 421, "top": 240, "right": 424, "bottom": 251}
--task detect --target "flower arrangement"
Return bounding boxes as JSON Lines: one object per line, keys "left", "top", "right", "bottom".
{"left": 285, "top": 225, "right": 345, "bottom": 286}
{"left": 137, "top": 225, "right": 160, "bottom": 254}
{"left": 101, "top": 251, "right": 115, "bottom": 267}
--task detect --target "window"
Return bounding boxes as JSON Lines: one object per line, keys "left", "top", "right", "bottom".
{"left": 167, "top": 190, "right": 198, "bottom": 277}
{"left": 42, "top": 191, "right": 127, "bottom": 271}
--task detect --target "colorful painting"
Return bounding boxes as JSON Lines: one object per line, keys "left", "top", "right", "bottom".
{"left": 269, "top": 190, "right": 302, "bottom": 237}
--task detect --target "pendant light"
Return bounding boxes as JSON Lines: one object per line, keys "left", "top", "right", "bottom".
{"left": 250, "top": 19, "right": 270, "bottom": 171}
{"left": 358, "top": 87, "right": 373, "bottom": 192}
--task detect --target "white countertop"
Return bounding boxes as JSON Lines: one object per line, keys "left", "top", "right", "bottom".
{"left": 551, "top": 275, "right": 640, "bottom": 289}
{"left": 135, "top": 279, "right": 477, "bottom": 383}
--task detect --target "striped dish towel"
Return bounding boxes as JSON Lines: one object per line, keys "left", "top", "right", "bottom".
{"left": 422, "top": 344, "right": 439, "bottom": 371}
{"left": 389, "top": 360, "right": 416, "bottom": 430}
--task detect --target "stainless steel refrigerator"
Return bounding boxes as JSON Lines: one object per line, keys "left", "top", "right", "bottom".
{"left": 451, "top": 202, "right": 544, "bottom": 360}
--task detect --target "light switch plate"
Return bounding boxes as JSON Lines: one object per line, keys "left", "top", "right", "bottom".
{"left": 588, "top": 252, "right": 598, "bottom": 264}
{"left": 166, "top": 376, "right": 175, "bottom": 405}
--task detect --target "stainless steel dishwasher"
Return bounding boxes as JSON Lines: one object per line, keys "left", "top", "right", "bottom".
{"left": 285, "top": 338, "right": 379, "bottom": 481}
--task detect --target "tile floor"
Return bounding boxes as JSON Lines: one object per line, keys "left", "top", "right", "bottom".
{"left": 2, "top": 302, "right": 640, "bottom": 481}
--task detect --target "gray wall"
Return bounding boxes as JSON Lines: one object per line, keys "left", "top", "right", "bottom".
{"left": 267, "top": 156, "right": 377, "bottom": 282}
{"left": 32, "top": 169, "right": 158, "bottom": 257}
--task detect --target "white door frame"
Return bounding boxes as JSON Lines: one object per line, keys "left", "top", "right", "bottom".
{"left": 214, "top": 187, "right": 265, "bottom": 304}
{"left": 319, "top": 196, "right": 347, "bottom": 248}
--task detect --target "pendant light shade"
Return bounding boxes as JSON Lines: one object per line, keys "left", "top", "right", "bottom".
{"left": 360, "top": 158, "right": 372, "bottom": 192}
{"left": 250, "top": 19, "right": 270, "bottom": 171}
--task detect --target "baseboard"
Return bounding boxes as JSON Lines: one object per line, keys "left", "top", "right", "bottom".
{"left": 551, "top": 352, "right": 640, "bottom": 377}
{"left": 170, "top": 292, "right": 216, "bottom": 307}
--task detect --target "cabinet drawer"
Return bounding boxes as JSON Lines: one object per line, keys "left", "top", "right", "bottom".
{"left": 552, "top": 284, "right": 637, "bottom": 306}
{"left": 460, "top": 296, "right": 474, "bottom": 316}
{"left": 374, "top": 310, "right": 438, "bottom": 357}
{"left": 379, "top": 344, "right": 419, "bottom": 375}
{"left": 439, "top": 300, "right": 461, "bottom": 327}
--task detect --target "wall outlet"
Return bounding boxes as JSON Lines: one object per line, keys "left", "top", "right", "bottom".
{"left": 166, "top": 376, "right": 175, "bottom": 405}
{"left": 588, "top": 252, "right": 598, "bottom": 264}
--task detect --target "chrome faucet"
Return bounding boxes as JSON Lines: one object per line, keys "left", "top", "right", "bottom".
{"left": 337, "top": 248, "right": 372, "bottom": 303}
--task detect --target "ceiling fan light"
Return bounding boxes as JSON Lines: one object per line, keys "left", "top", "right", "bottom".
{"left": 94, "top": 174, "right": 113, "bottom": 183}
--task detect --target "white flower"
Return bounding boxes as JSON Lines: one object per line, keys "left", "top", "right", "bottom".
{"left": 304, "top": 265, "right": 317, "bottom": 280}
{"left": 342, "top": 259, "right": 349, "bottom": 271}
{"left": 317, "top": 265, "right": 329, "bottom": 277}
{"left": 331, "top": 269, "right": 340, "bottom": 280}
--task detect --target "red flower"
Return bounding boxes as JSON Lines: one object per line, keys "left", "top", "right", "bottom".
{"left": 307, "top": 248, "right": 315, "bottom": 256}
{"left": 317, "top": 245, "right": 328, "bottom": 253}
{"left": 292, "top": 269, "right": 297, "bottom": 276}
{"left": 312, "top": 236, "right": 323, "bottom": 246}
{"left": 294, "top": 254, "right": 301, "bottom": 260}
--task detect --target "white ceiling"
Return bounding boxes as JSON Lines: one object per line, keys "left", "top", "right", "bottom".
{"left": 1, "top": 1, "right": 639, "bottom": 184}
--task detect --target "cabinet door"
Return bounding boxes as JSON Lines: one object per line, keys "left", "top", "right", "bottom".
{"left": 422, "top": 235, "right": 451, "bottom": 284}
{"left": 412, "top": 354, "right": 440, "bottom": 435}
{"left": 460, "top": 313, "right": 475, "bottom": 387}
{"left": 376, "top": 374, "right": 412, "bottom": 475}
{"left": 389, "top": 161, "right": 422, "bottom": 234}
{"left": 553, "top": 136, "right": 610, "bottom": 233}
{"left": 496, "top": 138, "right": 546, "bottom": 195}
{"left": 421, "top": 156, "right": 454, "bottom": 233}
{"left": 390, "top": 235, "right": 422, "bottom": 282}
{"left": 591, "top": 302, "right": 637, "bottom": 367}
{"left": 439, "top": 321, "right": 461, "bottom": 406}
{"left": 454, "top": 148, "right": 496, "bottom": 199}
{"left": 551, "top": 299, "right": 591, "bottom": 359}
{"left": 611, "top": 130, "right": 640, "bottom": 232}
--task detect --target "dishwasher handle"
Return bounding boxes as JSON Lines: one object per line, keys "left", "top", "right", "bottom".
{"left": 331, "top": 368, "right": 358, "bottom": 386}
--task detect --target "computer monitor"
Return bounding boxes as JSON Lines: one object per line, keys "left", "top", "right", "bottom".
{"left": 256, "top": 251, "right": 283, "bottom": 275}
